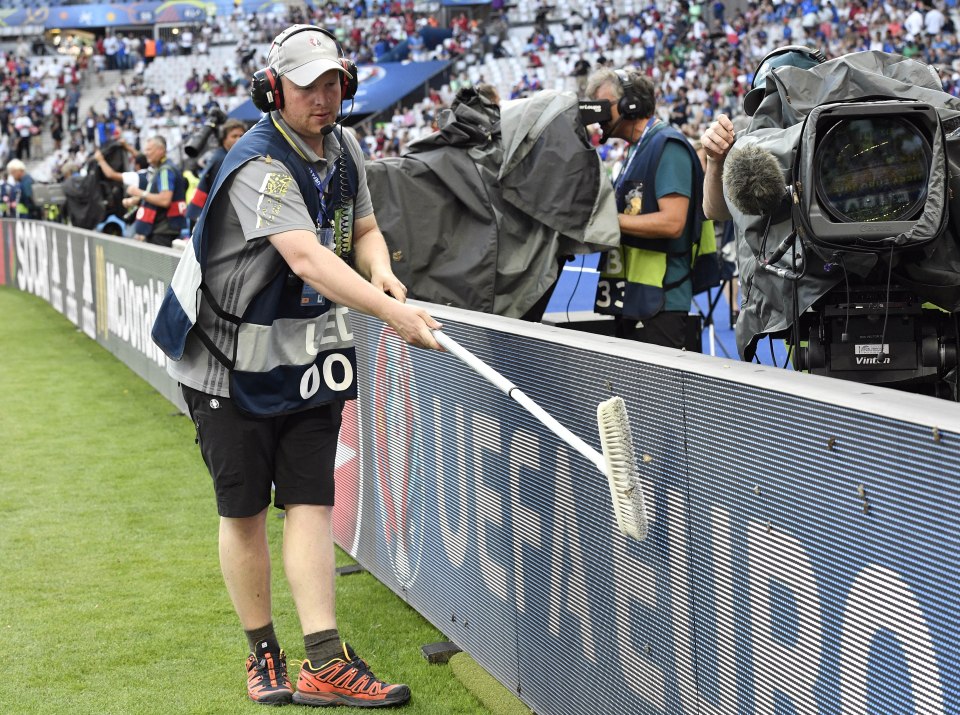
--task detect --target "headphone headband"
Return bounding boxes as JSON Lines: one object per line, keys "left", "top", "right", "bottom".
{"left": 614, "top": 68, "right": 642, "bottom": 120}
{"left": 250, "top": 25, "right": 358, "bottom": 113}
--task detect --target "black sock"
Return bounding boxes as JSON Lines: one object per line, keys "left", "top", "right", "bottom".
{"left": 304, "top": 629, "right": 341, "bottom": 667}
{"left": 245, "top": 622, "right": 280, "bottom": 657}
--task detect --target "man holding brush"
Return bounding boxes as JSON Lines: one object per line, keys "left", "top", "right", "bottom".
{"left": 152, "top": 24, "right": 441, "bottom": 708}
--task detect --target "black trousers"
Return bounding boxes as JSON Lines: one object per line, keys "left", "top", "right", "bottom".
{"left": 615, "top": 311, "right": 689, "bottom": 350}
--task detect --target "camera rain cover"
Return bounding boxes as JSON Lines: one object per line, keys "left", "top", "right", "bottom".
{"left": 727, "top": 51, "right": 960, "bottom": 361}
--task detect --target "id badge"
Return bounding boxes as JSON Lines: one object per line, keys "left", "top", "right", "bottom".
{"left": 300, "top": 283, "right": 326, "bottom": 306}
{"left": 318, "top": 226, "right": 335, "bottom": 250}
{"left": 301, "top": 227, "right": 335, "bottom": 306}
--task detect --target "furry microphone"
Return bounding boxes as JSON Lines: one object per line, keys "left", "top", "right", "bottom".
{"left": 723, "top": 144, "right": 789, "bottom": 216}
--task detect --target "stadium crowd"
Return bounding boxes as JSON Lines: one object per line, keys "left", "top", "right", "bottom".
{"left": 0, "top": 0, "right": 958, "bottom": 215}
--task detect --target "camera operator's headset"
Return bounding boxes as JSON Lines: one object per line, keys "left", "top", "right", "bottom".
{"left": 250, "top": 26, "right": 358, "bottom": 113}
{"left": 614, "top": 69, "right": 643, "bottom": 119}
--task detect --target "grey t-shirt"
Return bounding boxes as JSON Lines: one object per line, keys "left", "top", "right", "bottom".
{"left": 169, "top": 113, "right": 372, "bottom": 396}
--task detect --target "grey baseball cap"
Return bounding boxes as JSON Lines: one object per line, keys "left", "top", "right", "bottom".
{"left": 268, "top": 25, "right": 352, "bottom": 88}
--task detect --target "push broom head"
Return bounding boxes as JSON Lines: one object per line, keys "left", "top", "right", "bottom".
{"left": 597, "top": 396, "right": 648, "bottom": 541}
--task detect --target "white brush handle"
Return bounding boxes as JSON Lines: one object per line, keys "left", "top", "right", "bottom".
{"left": 434, "top": 330, "right": 606, "bottom": 473}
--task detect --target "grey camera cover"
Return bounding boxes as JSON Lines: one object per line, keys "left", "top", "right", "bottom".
{"left": 366, "top": 88, "right": 620, "bottom": 319}
{"left": 726, "top": 50, "right": 960, "bottom": 361}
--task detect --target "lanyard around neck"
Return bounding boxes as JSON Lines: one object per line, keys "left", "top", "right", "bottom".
{"left": 616, "top": 116, "right": 659, "bottom": 190}
{"left": 306, "top": 162, "right": 337, "bottom": 226}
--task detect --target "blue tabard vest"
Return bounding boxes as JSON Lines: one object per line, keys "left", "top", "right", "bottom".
{"left": 185, "top": 146, "right": 226, "bottom": 222}
{"left": 151, "top": 115, "right": 360, "bottom": 416}
{"left": 133, "top": 159, "right": 188, "bottom": 236}
{"left": 596, "top": 123, "right": 705, "bottom": 320}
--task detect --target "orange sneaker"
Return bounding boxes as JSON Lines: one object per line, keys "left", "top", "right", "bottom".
{"left": 293, "top": 643, "right": 411, "bottom": 708}
{"left": 246, "top": 648, "right": 294, "bottom": 706}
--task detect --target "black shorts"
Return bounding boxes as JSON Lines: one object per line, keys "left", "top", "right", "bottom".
{"left": 181, "top": 385, "right": 343, "bottom": 518}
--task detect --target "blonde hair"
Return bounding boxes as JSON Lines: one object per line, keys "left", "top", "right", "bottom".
{"left": 6, "top": 159, "right": 26, "bottom": 173}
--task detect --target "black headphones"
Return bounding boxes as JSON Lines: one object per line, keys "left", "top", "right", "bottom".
{"left": 614, "top": 69, "right": 642, "bottom": 119}
{"left": 250, "top": 26, "right": 359, "bottom": 113}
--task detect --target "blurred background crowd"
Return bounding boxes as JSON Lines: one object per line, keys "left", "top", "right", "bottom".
{"left": 0, "top": 0, "right": 958, "bottom": 215}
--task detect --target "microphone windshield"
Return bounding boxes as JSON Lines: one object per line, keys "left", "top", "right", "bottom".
{"left": 321, "top": 123, "right": 337, "bottom": 136}
{"left": 723, "top": 144, "right": 788, "bottom": 216}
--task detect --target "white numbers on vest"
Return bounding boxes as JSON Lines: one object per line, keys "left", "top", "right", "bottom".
{"left": 596, "top": 279, "right": 625, "bottom": 309}
{"left": 300, "top": 353, "right": 354, "bottom": 399}
{"left": 322, "top": 353, "right": 353, "bottom": 391}
{"left": 606, "top": 248, "right": 624, "bottom": 275}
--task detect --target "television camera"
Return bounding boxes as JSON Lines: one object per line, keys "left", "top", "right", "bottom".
{"left": 184, "top": 106, "right": 227, "bottom": 159}
{"left": 724, "top": 51, "right": 960, "bottom": 399}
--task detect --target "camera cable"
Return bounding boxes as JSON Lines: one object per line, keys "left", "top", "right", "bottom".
{"left": 790, "top": 236, "right": 802, "bottom": 370}
{"left": 878, "top": 242, "right": 895, "bottom": 359}
{"left": 755, "top": 212, "right": 807, "bottom": 282}
{"left": 563, "top": 254, "right": 586, "bottom": 324}
{"left": 837, "top": 252, "right": 851, "bottom": 343}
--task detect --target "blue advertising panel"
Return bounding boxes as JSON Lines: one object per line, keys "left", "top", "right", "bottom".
{"left": 350, "top": 60, "right": 450, "bottom": 116}
{"left": 0, "top": 0, "right": 289, "bottom": 31}
{"left": 340, "top": 307, "right": 960, "bottom": 715}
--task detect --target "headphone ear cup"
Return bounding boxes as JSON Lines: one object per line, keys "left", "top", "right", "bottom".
{"left": 250, "top": 67, "right": 283, "bottom": 112}
{"left": 618, "top": 95, "right": 639, "bottom": 120}
{"left": 340, "top": 59, "right": 358, "bottom": 101}
{"left": 614, "top": 69, "right": 640, "bottom": 120}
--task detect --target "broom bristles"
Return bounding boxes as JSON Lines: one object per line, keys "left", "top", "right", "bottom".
{"left": 597, "top": 396, "right": 648, "bottom": 541}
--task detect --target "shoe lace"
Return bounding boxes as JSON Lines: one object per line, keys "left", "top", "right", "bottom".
{"left": 252, "top": 651, "right": 288, "bottom": 684}
{"left": 344, "top": 656, "right": 385, "bottom": 686}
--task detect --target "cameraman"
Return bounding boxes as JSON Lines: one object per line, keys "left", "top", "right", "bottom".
{"left": 186, "top": 119, "right": 247, "bottom": 221}
{"left": 94, "top": 144, "right": 150, "bottom": 193}
{"left": 701, "top": 46, "right": 826, "bottom": 220}
{"left": 586, "top": 67, "right": 703, "bottom": 349}
{"left": 123, "top": 135, "right": 188, "bottom": 247}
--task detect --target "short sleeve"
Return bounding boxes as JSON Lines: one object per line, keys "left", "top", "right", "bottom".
{"left": 155, "top": 165, "right": 175, "bottom": 192}
{"left": 654, "top": 141, "right": 694, "bottom": 200}
{"left": 227, "top": 157, "right": 316, "bottom": 242}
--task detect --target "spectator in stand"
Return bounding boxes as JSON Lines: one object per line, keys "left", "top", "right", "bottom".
{"left": 143, "top": 35, "right": 157, "bottom": 65}
{"left": 670, "top": 86, "right": 690, "bottom": 127}
{"left": 179, "top": 26, "right": 195, "bottom": 55}
{"left": 51, "top": 89, "right": 65, "bottom": 130}
{"left": 572, "top": 56, "right": 591, "bottom": 96}
{"left": 926, "top": 3, "right": 947, "bottom": 37}
{"left": 103, "top": 33, "right": 119, "bottom": 71}
{"left": 50, "top": 115, "right": 64, "bottom": 151}
{"left": 116, "top": 34, "right": 129, "bottom": 71}
{"left": 13, "top": 109, "right": 33, "bottom": 160}
{"left": 66, "top": 85, "right": 80, "bottom": 128}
